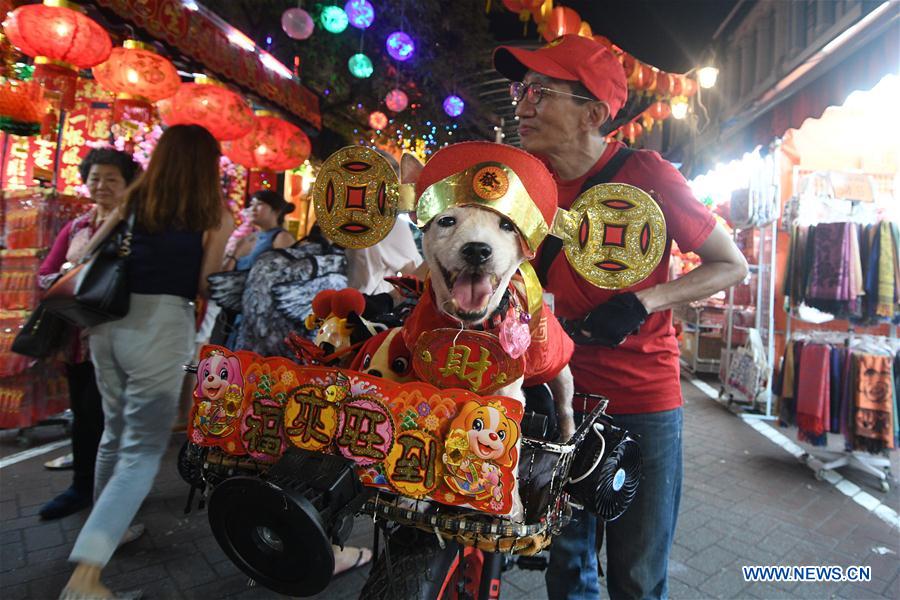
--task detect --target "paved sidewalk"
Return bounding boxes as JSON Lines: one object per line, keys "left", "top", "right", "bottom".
{"left": 1, "top": 377, "right": 898, "bottom": 599}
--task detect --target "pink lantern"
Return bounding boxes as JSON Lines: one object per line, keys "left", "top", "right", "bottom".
{"left": 384, "top": 88, "right": 408, "bottom": 112}
{"left": 369, "top": 110, "right": 388, "bottom": 130}
{"left": 281, "top": 8, "right": 315, "bottom": 40}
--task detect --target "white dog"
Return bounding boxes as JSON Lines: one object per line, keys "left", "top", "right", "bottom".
{"left": 419, "top": 203, "right": 576, "bottom": 441}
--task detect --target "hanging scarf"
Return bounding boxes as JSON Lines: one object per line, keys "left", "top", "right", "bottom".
{"left": 876, "top": 222, "right": 896, "bottom": 318}
{"left": 777, "top": 341, "right": 797, "bottom": 427}
{"left": 841, "top": 350, "right": 855, "bottom": 443}
{"left": 829, "top": 346, "right": 843, "bottom": 434}
{"left": 808, "top": 222, "right": 852, "bottom": 301}
{"left": 796, "top": 343, "right": 831, "bottom": 445}
{"left": 864, "top": 224, "right": 880, "bottom": 321}
{"left": 891, "top": 223, "right": 900, "bottom": 313}
{"left": 852, "top": 352, "right": 895, "bottom": 451}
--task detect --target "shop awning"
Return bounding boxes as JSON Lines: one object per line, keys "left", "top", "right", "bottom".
{"left": 93, "top": 0, "right": 321, "bottom": 130}
{"left": 715, "top": 5, "right": 898, "bottom": 165}
{"left": 782, "top": 74, "right": 899, "bottom": 176}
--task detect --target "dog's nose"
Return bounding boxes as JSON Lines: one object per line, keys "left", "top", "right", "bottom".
{"left": 367, "top": 369, "right": 383, "bottom": 378}
{"left": 489, "top": 432, "right": 498, "bottom": 441}
{"left": 207, "top": 376, "right": 214, "bottom": 382}
{"left": 461, "top": 242, "right": 492, "bottom": 265}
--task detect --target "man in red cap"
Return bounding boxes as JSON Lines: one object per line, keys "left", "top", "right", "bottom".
{"left": 494, "top": 34, "right": 748, "bottom": 600}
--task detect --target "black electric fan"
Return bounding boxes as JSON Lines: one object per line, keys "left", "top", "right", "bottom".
{"left": 207, "top": 448, "right": 367, "bottom": 596}
{"left": 565, "top": 416, "right": 642, "bottom": 521}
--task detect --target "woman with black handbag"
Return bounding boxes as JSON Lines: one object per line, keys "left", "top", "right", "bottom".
{"left": 60, "top": 125, "right": 233, "bottom": 600}
{"left": 35, "top": 148, "right": 141, "bottom": 521}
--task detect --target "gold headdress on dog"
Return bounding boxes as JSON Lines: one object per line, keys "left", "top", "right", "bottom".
{"left": 311, "top": 143, "right": 665, "bottom": 292}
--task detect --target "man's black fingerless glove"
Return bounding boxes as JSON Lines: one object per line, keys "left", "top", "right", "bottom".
{"left": 563, "top": 292, "right": 649, "bottom": 347}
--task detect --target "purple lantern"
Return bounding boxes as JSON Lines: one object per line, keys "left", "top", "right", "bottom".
{"left": 385, "top": 89, "right": 408, "bottom": 112}
{"left": 443, "top": 95, "right": 464, "bottom": 118}
{"left": 345, "top": 0, "right": 375, "bottom": 29}
{"left": 281, "top": 8, "right": 315, "bottom": 40}
{"left": 386, "top": 31, "right": 415, "bottom": 62}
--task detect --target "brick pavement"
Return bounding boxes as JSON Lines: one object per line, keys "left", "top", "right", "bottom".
{"left": 1, "top": 378, "right": 898, "bottom": 599}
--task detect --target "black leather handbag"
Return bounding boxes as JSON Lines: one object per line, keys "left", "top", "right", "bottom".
{"left": 10, "top": 304, "right": 71, "bottom": 358}
{"left": 42, "top": 210, "right": 135, "bottom": 328}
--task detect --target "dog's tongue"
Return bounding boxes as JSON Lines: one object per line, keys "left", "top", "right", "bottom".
{"left": 451, "top": 271, "right": 492, "bottom": 313}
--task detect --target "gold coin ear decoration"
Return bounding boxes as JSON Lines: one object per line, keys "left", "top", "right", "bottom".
{"left": 556, "top": 183, "right": 667, "bottom": 290}
{"left": 311, "top": 146, "right": 400, "bottom": 249}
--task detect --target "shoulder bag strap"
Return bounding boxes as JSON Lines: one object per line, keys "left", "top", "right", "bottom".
{"left": 536, "top": 147, "right": 637, "bottom": 285}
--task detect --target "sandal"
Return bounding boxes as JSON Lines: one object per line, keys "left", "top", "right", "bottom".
{"left": 332, "top": 546, "right": 372, "bottom": 576}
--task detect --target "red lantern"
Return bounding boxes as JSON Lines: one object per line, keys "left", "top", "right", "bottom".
{"left": 158, "top": 78, "right": 255, "bottom": 141}
{"left": 682, "top": 77, "right": 698, "bottom": 97}
{"left": 533, "top": 0, "right": 554, "bottom": 25}
{"left": 622, "top": 121, "right": 643, "bottom": 144}
{"left": 647, "top": 100, "right": 671, "bottom": 121}
{"left": 669, "top": 75, "right": 684, "bottom": 97}
{"left": 223, "top": 113, "right": 312, "bottom": 172}
{"left": 369, "top": 111, "right": 388, "bottom": 130}
{"left": 3, "top": 1, "right": 112, "bottom": 109}
{"left": 542, "top": 6, "right": 581, "bottom": 42}
{"left": 629, "top": 63, "right": 655, "bottom": 91}
{"left": 652, "top": 72, "right": 672, "bottom": 97}
{"left": 620, "top": 53, "right": 637, "bottom": 78}
{"left": 92, "top": 41, "right": 181, "bottom": 123}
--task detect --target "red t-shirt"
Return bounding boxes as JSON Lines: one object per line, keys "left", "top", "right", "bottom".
{"left": 539, "top": 140, "right": 716, "bottom": 415}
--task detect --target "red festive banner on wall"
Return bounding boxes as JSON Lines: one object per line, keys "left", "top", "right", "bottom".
{"left": 56, "top": 79, "right": 114, "bottom": 195}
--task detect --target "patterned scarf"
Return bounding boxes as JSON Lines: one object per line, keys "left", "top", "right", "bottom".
{"left": 807, "top": 223, "right": 853, "bottom": 301}
{"left": 852, "top": 352, "right": 895, "bottom": 451}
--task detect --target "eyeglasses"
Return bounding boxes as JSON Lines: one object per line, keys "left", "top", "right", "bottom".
{"left": 509, "top": 81, "right": 594, "bottom": 105}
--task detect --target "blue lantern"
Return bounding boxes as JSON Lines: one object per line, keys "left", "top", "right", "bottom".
{"left": 321, "top": 6, "right": 349, "bottom": 34}
{"left": 344, "top": 0, "right": 374, "bottom": 29}
{"left": 443, "top": 95, "right": 464, "bottom": 118}
{"left": 386, "top": 31, "right": 415, "bottom": 62}
{"left": 348, "top": 53, "right": 374, "bottom": 78}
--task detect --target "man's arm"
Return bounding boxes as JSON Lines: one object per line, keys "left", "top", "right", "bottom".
{"left": 635, "top": 222, "right": 749, "bottom": 314}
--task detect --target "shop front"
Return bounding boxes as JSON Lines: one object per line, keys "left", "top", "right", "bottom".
{"left": 0, "top": 0, "right": 319, "bottom": 433}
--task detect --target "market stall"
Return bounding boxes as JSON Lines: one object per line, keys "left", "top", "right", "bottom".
{"left": 0, "top": 0, "right": 319, "bottom": 435}
{"left": 686, "top": 73, "right": 899, "bottom": 489}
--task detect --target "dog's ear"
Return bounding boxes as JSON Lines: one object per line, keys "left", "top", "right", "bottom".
{"left": 400, "top": 153, "right": 425, "bottom": 185}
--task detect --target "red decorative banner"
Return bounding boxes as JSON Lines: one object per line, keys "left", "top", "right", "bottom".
{"left": 94, "top": 0, "right": 321, "bottom": 130}
{"left": 55, "top": 80, "right": 115, "bottom": 195}
{"left": 189, "top": 345, "right": 525, "bottom": 516}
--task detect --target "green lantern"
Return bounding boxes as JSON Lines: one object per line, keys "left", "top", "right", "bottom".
{"left": 320, "top": 6, "right": 349, "bottom": 34}
{"left": 348, "top": 53, "right": 373, "bottom": 78}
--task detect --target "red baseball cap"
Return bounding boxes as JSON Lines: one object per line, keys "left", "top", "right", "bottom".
{"left": 493, "top": 34, "right": 628, "bottom": 119}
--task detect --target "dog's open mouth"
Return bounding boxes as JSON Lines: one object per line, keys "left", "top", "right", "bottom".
{"left": 439, "top": 264, "right": 499, "bottom": 321}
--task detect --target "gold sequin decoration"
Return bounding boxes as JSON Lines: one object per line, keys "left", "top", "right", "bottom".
{"left": 559, "top": 183, "right": 666, "bottom": 290}
{"left": 311, "top": 146, "right": 400, "bottom": 249}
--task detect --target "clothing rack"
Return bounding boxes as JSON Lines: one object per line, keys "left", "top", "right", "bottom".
{"left": 781, "top": 165, "right": 898, "bottom": 491}
{"left": 784, "top": 329, "right": 897, "bottom": 492}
